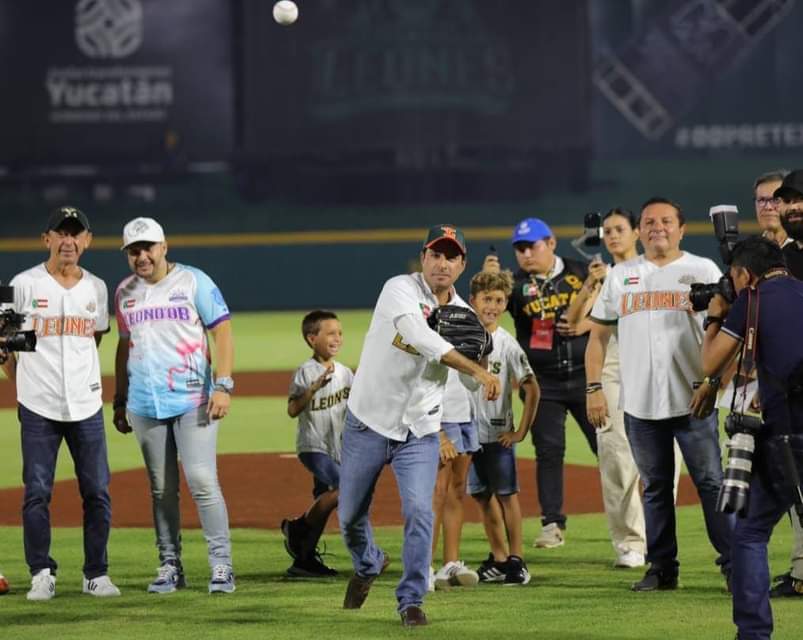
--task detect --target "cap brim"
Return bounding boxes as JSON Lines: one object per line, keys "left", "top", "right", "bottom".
{"left": 121, "top": 237, "right": 164, "bottom": 250}
{"left": 774, "top": 185, "right": 803, "bottom": 201}
{"left": 424, "top": 237, "right": 466, "bottom": 254}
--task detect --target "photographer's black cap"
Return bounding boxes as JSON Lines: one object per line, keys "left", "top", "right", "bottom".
{"left": 45, "top": 206, "right": 90, "bottom": 232}
{"left": 773, "top": 169, "right": 803, "bottom": 201}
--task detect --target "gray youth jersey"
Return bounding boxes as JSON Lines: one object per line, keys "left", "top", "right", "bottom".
{"left": 289, "top": 359, "right": 353, "bottom": 461}
{"left": 471, "top": 326, "right": 534, "bottom": 443}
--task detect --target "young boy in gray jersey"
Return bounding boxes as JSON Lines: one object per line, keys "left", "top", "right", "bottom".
{"left": 467, "top": 271, "right": 540, "bottom": 585}
{"left": 281, "top": 311, "right": 353, "bottom": 577}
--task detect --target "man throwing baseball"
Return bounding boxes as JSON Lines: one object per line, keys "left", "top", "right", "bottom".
{"left": 112, "top": 217, "right": 236, "bottom": 594}
{"left": 2, "top": 206, "right": 119, "bottom": 600}
{"left": 339, "top": 225, "right": 500, "bottom": 626}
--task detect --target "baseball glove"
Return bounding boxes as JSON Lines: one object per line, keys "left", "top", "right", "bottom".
{"left": 427, "top": 305, "right": 493, "bottom": 362}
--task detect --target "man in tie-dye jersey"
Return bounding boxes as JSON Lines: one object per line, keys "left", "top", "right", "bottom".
{"left": 112, "top": 217, "right": 236, "bottom": 595}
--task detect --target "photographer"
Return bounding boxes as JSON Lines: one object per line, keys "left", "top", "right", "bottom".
{"left": 701, "top": 236, "right": 803, "bottom": 640}
{"left": 484, "top": 217, "right": 597, "bottom": 549}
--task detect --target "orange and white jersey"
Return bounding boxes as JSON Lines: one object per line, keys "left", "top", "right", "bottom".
{"left": 10, "top": 263, "right": 108, "bottom": 421}
{"left": 591, "top": 252, "right": 721, "bottom": 420}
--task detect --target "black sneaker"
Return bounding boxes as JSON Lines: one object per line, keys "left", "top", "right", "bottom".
{"left": 770, "top": 572, "right": 803, "bottom": 598}
{"left": 280, "top": 517, "right": 309, "bottom": 560}
{"left": 287, "top": 553, "right": 338, "bottom": 578}
{"left": 503, "top": 555, "right": 531, "bottom": 586}
{"left": 477, "top": 553, "right": 507, "bottom": 583}
{"left": 631, "top": 567, "right": 678, "bottom": 592}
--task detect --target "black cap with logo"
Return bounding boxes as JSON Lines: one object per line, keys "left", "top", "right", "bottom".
{"left": 423, "top": 224, "right": 467, "bottom": 255}
{"left": 773, "top": 169, "right": 803, "bottom": 202}
{"left": 45, "top": 206, "right": 91, "bottom": 232}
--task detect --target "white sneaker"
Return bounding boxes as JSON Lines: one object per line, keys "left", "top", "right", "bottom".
{"left": 434, "top": 561, "right": 479, "bottom": 590}
{"left": 427, "top": 566, "right": 435, "bottom": 592}
{"left": 533, "top": 523, "right": 565, "bottom": 549}
{"left": 83, "top": 575, "right": 121, "bottom": 597}
{"left": 27, "top": 569, "right": 56, "bottom": 601}
{"left": 614, "top": 550, "right": 646, "bottom": 569}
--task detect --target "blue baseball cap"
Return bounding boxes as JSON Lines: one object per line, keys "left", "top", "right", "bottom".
{"left": 511, "top": 218, "right": 552, "bottom": 244}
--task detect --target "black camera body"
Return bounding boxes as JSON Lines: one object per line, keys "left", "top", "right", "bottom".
{"left": 571, "top": 211, "right": 603, "bottom": 262}
{"left": 689, "top": 205, "right": 741, "bottom": 312}
{"left": 0, "top": 284, "right": 37, "bottom": 360}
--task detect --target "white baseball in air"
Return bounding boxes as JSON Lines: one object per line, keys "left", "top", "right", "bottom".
{"left": 273, "top": 0, "right": 299, "bottom": 26}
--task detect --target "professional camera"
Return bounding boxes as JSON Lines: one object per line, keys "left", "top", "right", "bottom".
{"left": 716, "top": 412, "right": 763, "bottom": 517}
{"left": 689, "top": 205, "right": 740, "bottom": 311}
{"left": 571, "top": 211, "right": 603, "bottom": 262}
{"left": 0, "top": 284, "right": 37, "bottom": 362}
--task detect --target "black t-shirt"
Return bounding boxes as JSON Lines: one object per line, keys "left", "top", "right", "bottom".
{"left": 783, "top": 242, "right": 803, "bottom": 280}
{"left": 722, "top": 276, "right": 803, "bottom": 436}
{"left": 508, "top": 257, "right": 588, "bottom": 397}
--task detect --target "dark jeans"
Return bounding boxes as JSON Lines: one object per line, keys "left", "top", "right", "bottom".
{"left": 530, "top": 396, "right": 598, "bottom": 528}
{"left": 20, "top": 404, "right": 111, "bottom": 579}
{"left": 732, "top": 434, "right": 803, "bottom": 640}
{"left": 624, "top": 411, "right": 732, "bottom": 575}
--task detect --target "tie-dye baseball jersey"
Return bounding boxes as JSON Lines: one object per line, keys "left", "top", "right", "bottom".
{"left": 115, "top": 264, "right": 230, "bottom": 419}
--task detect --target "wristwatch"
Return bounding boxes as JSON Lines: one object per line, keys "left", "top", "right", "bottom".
{"left": 703, "top": 316, "right": 724, "bottom": 331}
{"left": 214, "top": 376, "right": 235, "bottom": 394}
{"left": 701, "top": 375, "right": 721, "bottom": 389}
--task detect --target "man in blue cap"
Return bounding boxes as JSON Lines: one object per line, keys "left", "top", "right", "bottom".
{"left": 484, "top": 218, "right": 597, "bottom": 548}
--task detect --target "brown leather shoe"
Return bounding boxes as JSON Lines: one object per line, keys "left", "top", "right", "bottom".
{"left": 400, "top": 605, "right": 428, "bottom": 627}
{"left": 343, "top": 553, "right": 390, "bottom": 609}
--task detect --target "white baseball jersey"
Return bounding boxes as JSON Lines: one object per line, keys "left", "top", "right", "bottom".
{"left": 347, "top": 272, "right": 471, "bottom": 441}
{"left": 10, "top": 264, "right": 109, "bottom": 422}
{"left": 470, "top": 326, "right": 534, "bottom": 443}
{"left": 115, "top": 263, "right": 230, "bottom": 420}
{"left": 591, "top": 252, "right": 721, "bottom": 420}
{"left": 442, "top": 368, "right": 472, "bottom": 423}
{"left": 290, "top": 358, "right": 353, "bottom": 462}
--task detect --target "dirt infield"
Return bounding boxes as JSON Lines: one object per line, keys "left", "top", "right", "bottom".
{"left": 0, "top": 452, "right": 701, "bottom": 529}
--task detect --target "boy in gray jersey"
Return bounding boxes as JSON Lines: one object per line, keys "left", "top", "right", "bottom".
{"left": 467, "top": 271, "right": 540, "bottom": 585}
{"left": 281, "top": 311, "right": 353, "bottom": 577}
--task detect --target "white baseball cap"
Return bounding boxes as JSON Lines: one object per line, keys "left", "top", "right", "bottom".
{"left": 121, "top": 217, "right": 166, "bottom": 250}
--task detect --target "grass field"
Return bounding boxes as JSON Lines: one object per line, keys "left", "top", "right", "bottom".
{"left": 1, "top": 311, "right": 795, "bottom": 639}
{"left": 1, "top": 508, "right": 800, "bottom": 640}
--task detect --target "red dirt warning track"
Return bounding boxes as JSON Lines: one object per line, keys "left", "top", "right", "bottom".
{"left": 0, "top": 453, "right": 700, "bottom": 529}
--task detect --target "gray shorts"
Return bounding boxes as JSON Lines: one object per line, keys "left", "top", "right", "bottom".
{"left": 441, "top": 421, "right": 480, "bottom": 454}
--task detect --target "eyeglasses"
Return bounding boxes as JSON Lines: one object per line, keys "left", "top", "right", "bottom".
{"left": 755, "top": 197, "right": 781, "bottom": 208}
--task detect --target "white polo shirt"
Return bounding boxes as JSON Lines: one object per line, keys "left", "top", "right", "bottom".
{"left": 347, "top": 272, "right": 470, "bottom": 441}
{"left": 290, "top": 358, "right": 353, "bottom": 462}
{"left": 471, "top": 326, "right": 534, "bottom": 443}
{"left": 590, "top": 252, "right": 721, "bottom": 420}
{"left": 10, "top": 264, "right": 109, "bottom": 422}
{"left": 442, "top": 368, "right": 472, "bottom": 423}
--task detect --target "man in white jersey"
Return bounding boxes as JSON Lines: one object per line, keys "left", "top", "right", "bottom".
{"left": 2, "top": 206, "right": 120, "bottom": 601}
{"left": 339, "top": 224, "right": 501, "bottom": 627}
{"left": 112, "top": 217, "right": 236, "bottom": 595}
{"left": 586, "top": 197, "right": 732, "bottom": 591}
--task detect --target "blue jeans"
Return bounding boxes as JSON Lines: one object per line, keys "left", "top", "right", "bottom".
{"left": 624, "top": 412, "right": 732, "bottom": 574}
{"left": 19, "top": 404, "right": 111, "bottom": 579}
{"left": 732, "top": 434, "right": 803, "bottom": 640}
{"left": 338, "top": 409, "right": 439, "bottom": 612}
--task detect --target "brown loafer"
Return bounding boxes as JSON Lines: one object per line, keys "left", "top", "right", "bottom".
{"left": 343, "top": 553, "right": 390, "bottom": 609}
{"left": 400, "top": 605, "right": 428, "bottom": 627}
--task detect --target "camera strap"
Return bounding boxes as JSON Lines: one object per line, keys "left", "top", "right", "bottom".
{"left": 730, "top": 287, "right": 760, "bottom": 415}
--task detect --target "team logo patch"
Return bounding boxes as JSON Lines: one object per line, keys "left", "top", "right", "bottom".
{"left": 123, "top": 299, "right": 136, "bottom": 309}
{"left": 168, "top": 289, "right": 188, "bottom": 303}
{"left": 419, "top": 303, "right": 432, "bottom": 318}
{"left": 623, "top": 276, "right": 640, "bottom": 286}
{"left": 522, "top": 283, "right": 538, "bottom": 297}
{"left": 678, "top": 274, "right": 698, "bottom": 285}
{"left": 86, "top": 301, "right": 96, "bottom": 313}
{"left": 32, "top": 298, "right": 48, "bottom": 309}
